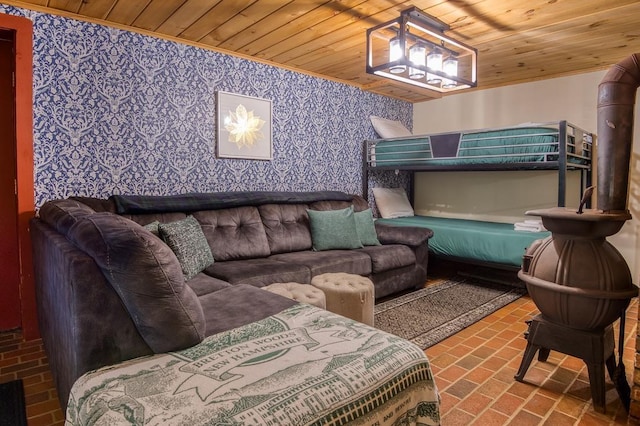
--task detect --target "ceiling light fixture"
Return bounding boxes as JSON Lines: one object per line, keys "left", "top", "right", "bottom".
{"left": 366, "top": 6, "right": 478, "bottom": 93}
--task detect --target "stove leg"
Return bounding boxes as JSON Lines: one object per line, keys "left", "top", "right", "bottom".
{"left": 515, "top": 315, "right": 616, "bottom": 414}
{"left": 605, "top": 353, "right": 616, "bottom": 380}
{"left": 538, "top": 347, "right": 550, "bottom": 362}
{"left": 585, "top": 361, "right": 606, "bottom": 413}
{"left": 514, "top": 341, "right": 541, "bottom": 382}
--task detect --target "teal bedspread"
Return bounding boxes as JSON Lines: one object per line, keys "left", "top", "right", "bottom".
{"left": 376, "top": 216, "right": 550, "bottom": 267}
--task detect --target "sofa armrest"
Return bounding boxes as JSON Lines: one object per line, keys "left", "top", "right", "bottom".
{"left": 31, "top": 219, "right": 153, "bottom": 410}
{"left": 374, "top": 223, "right": 433, "bottom": 247}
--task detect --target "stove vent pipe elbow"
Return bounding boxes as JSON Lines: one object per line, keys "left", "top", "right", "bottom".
{"left": 597, "top": 53, "right": 640, "bottom": 213}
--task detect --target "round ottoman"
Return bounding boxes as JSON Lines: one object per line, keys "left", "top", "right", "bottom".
{"left": 311, "top": 273, "right": 375, "bottom": 326}
{"left": 262, "top": 282, "right": 326, "bottom": 309}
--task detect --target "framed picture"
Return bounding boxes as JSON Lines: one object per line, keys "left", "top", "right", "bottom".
{"left": 217, "top": 91, "right": 273, "bottom": 160}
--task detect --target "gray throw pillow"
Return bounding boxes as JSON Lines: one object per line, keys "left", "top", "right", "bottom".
{"left": 159, "top": 216, "right": 214, "bottom": 280}
{"left": 307, "top": 206, "right": 363, "bottom": 251}
{"left": 354, "top": 209, "right": 381, "bottom": 246}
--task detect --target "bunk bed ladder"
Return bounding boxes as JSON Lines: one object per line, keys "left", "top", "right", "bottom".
{"left": 557, "top": 120, "right": 568, "bottom": 207}
{"left": 362, "top": 141, "right": 369, "bottom": 199}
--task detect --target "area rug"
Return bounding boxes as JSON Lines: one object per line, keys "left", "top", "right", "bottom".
{"left": 374, "top": 276, "right": 527, "bottom": 349}
{"left": 0, "top": 379, "right": 27, "bottom": 426}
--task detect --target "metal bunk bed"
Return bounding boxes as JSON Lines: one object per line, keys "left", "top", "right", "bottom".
{"left": 363, "top": 120, "right": 593, "bottom": 208}
{"left": 363, "top": 120, "right": 595, "bottom": 268}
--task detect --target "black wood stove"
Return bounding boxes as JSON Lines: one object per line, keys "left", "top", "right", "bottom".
{"left": 514, "top": 53, "right": 640, "bottom": 413}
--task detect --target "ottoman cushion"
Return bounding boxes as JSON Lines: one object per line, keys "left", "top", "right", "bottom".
{"left": 311, "top": 273, "right": 374, "bottom": 326}
{"left": 262, "top": 282, "right": 326, "bottom": 309}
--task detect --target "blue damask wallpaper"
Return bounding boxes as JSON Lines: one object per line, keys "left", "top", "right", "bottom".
{"left": 1, "top": 5, "right": 412, "bottom": 208}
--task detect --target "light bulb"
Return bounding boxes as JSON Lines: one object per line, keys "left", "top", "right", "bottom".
{"left": 408, "top": 43, "right": 426, "bottom": 79}
{"left": 442, "top": 56, "right": 458, "bottom": 88}
{"left": 389, "top": 37, "right": 406, "bottom": 74}
{"left": 426, "top": 49, "right": 443, "bottom": 85}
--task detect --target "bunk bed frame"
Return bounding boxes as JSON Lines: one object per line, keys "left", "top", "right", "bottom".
{"left": 363, "top": 120, "right": 593, "bottom": 208}
{"left": 363, "top": 120, "right": 595, "bottom": 269}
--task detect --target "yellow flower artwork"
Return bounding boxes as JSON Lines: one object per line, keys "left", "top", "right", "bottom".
{"left": 223, "top": 104, "right": 266, "bottom": 148}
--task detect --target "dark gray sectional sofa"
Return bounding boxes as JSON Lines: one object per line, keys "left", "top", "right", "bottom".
{"left": 30, "top": 191, "right": 433, "bottom": 409}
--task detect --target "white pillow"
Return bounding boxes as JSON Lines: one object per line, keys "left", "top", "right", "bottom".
{"left": 372, "top": 188, "right": 415, "bottom": 219}
{"left": 370, "top": 116, "right": 412, "bottom": 139}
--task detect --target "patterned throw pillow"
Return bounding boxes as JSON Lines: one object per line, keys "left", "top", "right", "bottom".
{"left": 159, "top": 216, "right": 214, "bottom": 280}
{"left": 143, "top": 220, "right": 160, "bottom": 236}
{"left": 354, "top": 209, "right": 381, "bottom": 246}
{"left": 307, "top": 207, "right": 363, "bottom": 251}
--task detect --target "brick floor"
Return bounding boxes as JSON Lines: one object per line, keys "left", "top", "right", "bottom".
{"left": 0, "top": 265, "right": 637, "bottom": 425}
{"left": 425, "top": 266, "right": 639, "bottom": 426}
{"left": 0, "top": 332, "right": 63, "bottom": 425}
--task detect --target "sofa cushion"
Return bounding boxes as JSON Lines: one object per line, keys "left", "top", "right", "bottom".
{"left": 307, "top": 195, "right": 368, "bottom": 212}
{"left": 354, "top": 209, "right": 381, "bottom": 246}
{"left": 258, "top": 203, "right": 312, "bottom": 254}
{"left": 198, "top": 284, "right": 297, "bottom": 336}
{"left": 186, "top": 273, "right": 231, "bottom": 297}
{"left": 308, "top": 199, "right": 354, "bottom": 212}
{"left": 193, "top": 206, "right": 271, "bottom": 261}
{"left": 159, "top": 216, "right": 214, "bottom": 280}
{"left": 66, "top": 213, "right": 206, "bottom": 353}
{"left": 269, "top": 250, "right": 372, "bottom": 277}
{"left": 122, "top": 212, "right": 187, "bottom": 227}
{"left": 204, "top": 258, "right": 311, "bottom": 287}
{"left": 307, "top": 207, "right": 363, "bottom": 251}
{"left": 357, "top": 244, "right": 416, "bottom": 273}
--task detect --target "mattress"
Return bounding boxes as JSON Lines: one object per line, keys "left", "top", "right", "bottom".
{"left": 64, "top": 304, "right": 440, "bottom": 426}
{"left": 376, "top": 215, "right": 550, "bottom": 267}
{"left": 370, "top": 126, "right": 586, "bottom": 167}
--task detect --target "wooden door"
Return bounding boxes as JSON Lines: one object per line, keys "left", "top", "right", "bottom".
{"left": 0, "top": 29, "right": 21, "bottom": 330}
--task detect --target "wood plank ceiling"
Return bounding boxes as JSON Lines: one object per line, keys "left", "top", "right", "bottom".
{"left": 6, "top": 0, "right": 640, "bottom": 103}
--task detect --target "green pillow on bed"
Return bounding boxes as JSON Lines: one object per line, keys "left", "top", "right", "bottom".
{"left": 307, "top": 207, "right": 363, "bottom": 251}
{"left": 354, "top": 209, "right": 381, "bottom": 246}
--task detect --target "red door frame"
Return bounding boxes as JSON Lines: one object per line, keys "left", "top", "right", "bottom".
{"left": 0, "top": 13, "right": 36, "bottom": 340}
{"left": 0, "top": 30, "right": 21, "bottom": 329}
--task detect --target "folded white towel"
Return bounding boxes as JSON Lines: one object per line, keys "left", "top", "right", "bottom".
{"left": 514, "top": 221, "right": 547, "bottom": 232}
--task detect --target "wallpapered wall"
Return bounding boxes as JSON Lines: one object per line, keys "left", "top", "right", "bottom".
{"left": 1, "top": 5, "right": 412, "bottom": 208}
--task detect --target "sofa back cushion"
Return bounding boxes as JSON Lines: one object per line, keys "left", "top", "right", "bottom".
{"left": 66, "top": 213, "right": 206, "bottom": 353}
{"left": 309, "top": 194, "right": 369, "bottom": 212}
{"left": 38, "top": 199, "right": 96, "bottom": 235}
{"left": 121, "top": 212, "right": 187, "bottom": 227}
{"left": 258, "top": 204, "right": 312, "bottom": 254}
{"left": 193, "top": 206, "right": 270, "bottom": 261}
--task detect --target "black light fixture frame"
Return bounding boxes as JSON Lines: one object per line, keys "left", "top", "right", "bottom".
{"left": 366, "top": 6, "right": 478, "bottom": 92}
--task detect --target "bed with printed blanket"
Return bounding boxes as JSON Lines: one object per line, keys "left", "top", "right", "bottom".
{"left": 64, "top": 304, "right": 440, "bottom": 425}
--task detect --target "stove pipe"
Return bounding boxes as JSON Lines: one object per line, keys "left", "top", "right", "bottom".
{"left": 597, "top": 53, "right": 640, "bottom": 213}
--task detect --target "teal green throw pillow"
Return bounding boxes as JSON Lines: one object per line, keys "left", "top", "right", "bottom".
{"left": 354, "top": 209, "right": 381, "bottom": 246}
{"left": 307, "top": 207, "right": 363, "bottom": 251}
{"left": 159, "top": 216, "right": 214, "bottom": 280}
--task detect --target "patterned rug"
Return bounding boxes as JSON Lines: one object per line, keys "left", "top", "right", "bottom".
{"left": 374, "top": 276, "right": 527, "bottom": 349}
{"left": 0, "top": 379, "right": 27, "bottom": 426}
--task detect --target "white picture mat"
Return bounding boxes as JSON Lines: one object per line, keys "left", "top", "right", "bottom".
{"left": 217, "top": 91, "right": 272, "bottom": 160}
